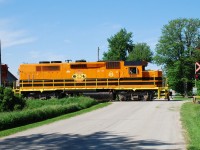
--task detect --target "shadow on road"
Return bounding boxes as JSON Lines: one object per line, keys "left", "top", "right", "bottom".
{"left": 0, "top": 132, "right": 180, "bottom": 150}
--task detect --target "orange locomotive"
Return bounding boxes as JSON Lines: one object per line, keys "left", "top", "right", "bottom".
{"left": 15, "top": 60, "right": 169, "bottom": 100}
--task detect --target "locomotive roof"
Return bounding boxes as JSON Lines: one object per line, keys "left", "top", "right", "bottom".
{"left": 20, "top": 60, "right": 148, "bottom": 66}
{"left": 73, "top": 60, "right": 148, "bottom": 66}
{"left": 124, "top": 61, "right": 148, "bottom": 66}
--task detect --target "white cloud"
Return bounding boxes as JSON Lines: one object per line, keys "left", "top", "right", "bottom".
{"left": 146, "top": 63, "right": 162, "bottom": 71}
{"left": 28, "top": 51, "right": 65, "bottom": 62}
{"left": 0, "top": 19, "right": 36, "bottom": 48}
{"left": 0, "top": 19, "right": 12, "bottom": 26}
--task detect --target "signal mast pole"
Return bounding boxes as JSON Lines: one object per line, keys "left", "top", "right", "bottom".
{"left": 195, "top": 62, "right": 197, "bottom": 88}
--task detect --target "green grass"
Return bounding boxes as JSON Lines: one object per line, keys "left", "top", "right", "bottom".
{"left": 25, "top": 96, "right": 97, "bottom": 109}
{"left": 0, "top": 102, "right": 111, "bottom": 137}
{"left": 181, "top": 102, "right": 200, "bottom": 150}
{"left": 173, "top": 96, "right": 192, "bottom": 101}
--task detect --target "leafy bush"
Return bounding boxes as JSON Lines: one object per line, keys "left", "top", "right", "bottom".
{"left": 76, "top": 97, "right": 98, "bottom": 108}
{"left": 0, "top": 87, "right": 26, "bottom": 112}
{"left": 0, "top": 96, "right": 98, "bottom": 131}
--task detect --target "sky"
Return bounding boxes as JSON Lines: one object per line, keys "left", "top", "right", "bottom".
{"left": 0, "top": 0, "right": 200, "bottom": 77}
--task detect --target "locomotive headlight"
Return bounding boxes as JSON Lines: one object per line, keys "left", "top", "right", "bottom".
{"left": 82, "top": 74, "right": 86, "bottom": 78}
{"left": 72, "top": 74, "right": 77, "bottom": 79}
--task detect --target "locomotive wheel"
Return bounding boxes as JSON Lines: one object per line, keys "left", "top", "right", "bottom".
{"left": 143, "top": 95, "right": 148, "bottom": 101}
{"left": 118, "top": 94, "right": 126, "bottom": 101}
{"left": 112, "top": 91, "right": 117, "bottom": 100}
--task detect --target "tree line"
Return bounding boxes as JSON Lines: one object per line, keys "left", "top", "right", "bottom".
{"left": 102, "top": 18, "right": 200, "bottom": 97}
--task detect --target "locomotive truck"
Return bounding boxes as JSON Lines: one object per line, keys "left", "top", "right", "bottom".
{"left": 14, "top": 60, "right": 169, "bottom": 100}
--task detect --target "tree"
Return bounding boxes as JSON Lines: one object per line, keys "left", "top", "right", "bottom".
{"left": 127, "top": 43, "right": 153, "bottom": 62}
{"left": 0, "top": 87, "right": 26, "bottom": 112}
{"left": 194, "top": 39, "right": 200, "bottom": 60}
{"left": 103, "top": 28, "right": 133, "bottom": 61}
{"left": 154, "top": 18, "right": 200, "bottom": 96}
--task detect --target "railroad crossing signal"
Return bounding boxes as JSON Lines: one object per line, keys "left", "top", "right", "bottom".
{"left": 195, "top": 62, "right": 200, "bottom": 80}
{"left": 195, "top": 62, "right": 200, "bottom": 73}
{"left": 195, "top": 62, "right": 200, "bottom": 87}
{"left": 194, "top": 62, "right": 200, "bottom": 80}
{"left": 195, "top": 73, "right": 200, "bottom": 80}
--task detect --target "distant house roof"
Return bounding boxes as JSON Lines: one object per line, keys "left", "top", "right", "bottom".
{"left": 7, "top": 71, "right": 17, "bottom": 82}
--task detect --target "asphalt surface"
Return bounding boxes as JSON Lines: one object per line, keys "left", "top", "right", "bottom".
{"left": 0, "top": 100, "right": 186, "bottom": 150}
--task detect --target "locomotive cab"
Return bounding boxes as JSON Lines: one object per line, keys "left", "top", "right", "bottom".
{"left": 129, "top": 67, "right": 138, "bottom": 74}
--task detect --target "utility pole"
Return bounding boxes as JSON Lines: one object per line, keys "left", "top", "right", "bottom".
{"left": 65, "top": 59, "right": 72, "bottom": 63}
{"left": 98, "top": 47, "right": 100, "bottom": 61}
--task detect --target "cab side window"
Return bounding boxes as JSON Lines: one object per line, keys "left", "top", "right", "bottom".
{"left": 129, "top": 67, "right": 138, "bottom": 74}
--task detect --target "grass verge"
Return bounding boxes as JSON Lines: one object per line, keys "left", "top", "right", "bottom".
{"left": 173, "top": 96, "right": 192, "bottom": 101}
{"left": 0, "top": 102, "right": 111, "bottom": 138}
{"left": 181, "top": 102, "right": 200, "bottom": 150}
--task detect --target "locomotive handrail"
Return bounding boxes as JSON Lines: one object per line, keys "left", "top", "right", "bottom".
{"left": 16, "top": 78, "right": 169, "bottom": 100}
{"left": 19, "top": 77, "right": 161, "bottom": 90}
{"left": 32, "top": 79, "right": 33, "bottom": 89}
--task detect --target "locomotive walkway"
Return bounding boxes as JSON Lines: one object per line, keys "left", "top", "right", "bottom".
{"left": 0, "top": 101, "right": 186, "bottom": 150}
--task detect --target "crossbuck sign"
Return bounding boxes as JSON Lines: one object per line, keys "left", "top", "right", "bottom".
{"left": 195, "top": 62, "right": 200, "bottom": 73}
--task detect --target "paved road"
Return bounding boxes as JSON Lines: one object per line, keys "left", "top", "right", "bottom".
{"left": 0, "top": 101, "right": 186, "bottom": 150}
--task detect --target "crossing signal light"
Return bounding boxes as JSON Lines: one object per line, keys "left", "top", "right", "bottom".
{"left": 195, "top": 74, "right": 200, "bottom": 80}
